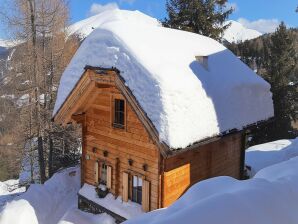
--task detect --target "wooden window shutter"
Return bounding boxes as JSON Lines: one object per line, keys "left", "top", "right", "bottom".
{"left": 94, "top": 161, "right": 99, "bottom": 184}
{"left": 107, "top": 166, "right": 112, "bottom": 189}
{"left": 122, "top": 172, "right": 129, "bottom": 202}
{"left": 142, "top": 179, "right": 150, "bottom": 212}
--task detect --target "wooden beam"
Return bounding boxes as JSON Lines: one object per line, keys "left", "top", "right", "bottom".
{"left": 71, "top": 113, "right": 86, "bottom": 123}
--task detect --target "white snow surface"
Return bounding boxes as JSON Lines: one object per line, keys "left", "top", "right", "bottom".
{"left": 54, "top": 9, "right": 273, "bottom": 149}
{"left": 246, "top": 138, "right": 298, "bottom": 176}
{"left": 0, "top": 180, "right": 25, "bottom": 209}
{"left": 0, "top": 167, "right": 80, "bottom": 224}
{"left": 0, "top": 39, "right": 20, "bottom": 48}
{"left": 79, "top": 184, "right": 144, "bottom": 219}
{"left": 223, "top": 20, "right": 262, "bottom": 43}
{"left": 124, "top": 156, "right": 298, "bottom": 224}
{"left": 58, "top": 208, "right": 115, "bottom": 224}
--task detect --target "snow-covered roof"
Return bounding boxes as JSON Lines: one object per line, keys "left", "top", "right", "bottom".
{"left": 54, "top": 9, "right": 273, "bottom": 149}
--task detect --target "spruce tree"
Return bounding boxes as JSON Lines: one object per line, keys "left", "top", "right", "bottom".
{"left": 269, "top": 22, "right": 297, "bottom": 138}
{"left": 163, "top": 0, "right": 233, "bottom": 40}
{"left": 254, "top": 22, "right": 297, "bottom": 143}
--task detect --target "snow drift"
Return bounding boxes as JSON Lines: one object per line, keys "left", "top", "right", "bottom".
{"left": 54, "top": 9, "right": 273, "bottom": 149}
{"left": 124, "top": 155, "right": 298, "bottom": 224}
{"left": 246, "top": 138, "right": 298, "bottom": 176}
{"left": 0, "top": 167, "right": 80, "bottom": 224}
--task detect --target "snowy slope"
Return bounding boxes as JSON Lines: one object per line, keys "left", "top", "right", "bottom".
{"left": 0, "top": 167, "right": 81, "bottom": 224}
{"left": 0, "top": 39, "right": 17, "bottom": 49}
{"left": 246, "top": 138, "right": 298, "bottom": 176}
{"left": 125, "top": 156, "right": 298, "bottom": 224}
{"left": 0, "top": 180, "right": 25, "bottom": 209}
{"left": 223, "top": 20, "right": 262, "bottom": 43}
{"left": 54, "top": 9, "right": 273, "bottom": 149}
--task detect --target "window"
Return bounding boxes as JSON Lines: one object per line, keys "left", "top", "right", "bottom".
{"left": 131, "top": 175, "right": 142, "bottom": 204}
{"left": 100, "top": 163, "right": 107, "bottom": 185}
{"left": 113, "top": 99, "right": 125, "bottom": 128}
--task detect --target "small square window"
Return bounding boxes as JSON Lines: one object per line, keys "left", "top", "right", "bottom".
{"left": 113, "top": 99, "right": 125, "bottom": 128}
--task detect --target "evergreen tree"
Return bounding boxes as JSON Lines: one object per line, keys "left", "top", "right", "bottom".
{"left": 268, "top": 22, "right": 297, "bottom": 137}
{"left": 163, "top": 0, "right": 233, "bottom": 40}
{"left": 254, "top": 22, "right": 297, "bottom": 143}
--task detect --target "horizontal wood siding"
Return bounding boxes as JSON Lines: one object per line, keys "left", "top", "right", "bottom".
{"left": 81, "top": 77, "right": 160, "bottom": 211}
{"left": 163, "top": 133, "right": 243, "bottom": 207}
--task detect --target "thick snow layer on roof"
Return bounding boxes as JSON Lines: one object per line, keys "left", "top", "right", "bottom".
{"left": 124, "top": 156, "right": 298, "bottom": 224}
{"left": 246, "top": 138, "right": 298, "bottom": 176}
{"left": 54, "top": 9, "right": 273, "bottom": 148}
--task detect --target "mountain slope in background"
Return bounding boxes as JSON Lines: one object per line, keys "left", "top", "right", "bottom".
{"left": 67, "top": 12, "right": 262, "bottom": 43}
{"left": 223, "top": 20, "right": 262, "bottom": 43}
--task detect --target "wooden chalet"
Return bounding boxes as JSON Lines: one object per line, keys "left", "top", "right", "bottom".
{"left": 52, "top": 9, "right": 274, "bottom": 222}
{"left": 54, "top": 66, "right": 248, "bottom": 215}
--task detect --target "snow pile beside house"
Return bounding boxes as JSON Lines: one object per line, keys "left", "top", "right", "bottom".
{"left": 79, "top": 184, "right": 143, "bottom": 219}
{"left": 0, "top": 167, "right": 80, "bottom": 224}
{"left": 124, "top": 156, "right": 298, "bottom": 224}
{"left": 54, "top": 9, "right": 273, "bottom": 149}
{"left": 58, "top": 208, "right": 115, "bottom": 224}
{"left": 246, "top": 138, "right": 298, "bottom": 176}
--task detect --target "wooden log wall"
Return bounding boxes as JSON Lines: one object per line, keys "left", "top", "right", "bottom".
{"left": 162, "top": 133, "right": 243, "bottom": 207}
{"left": 82, "top": 84, "right": 160, "bottom": 211}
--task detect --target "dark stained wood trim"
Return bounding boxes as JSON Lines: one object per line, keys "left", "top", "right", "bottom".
{"left": 239, "top": 131, "right": 247, "bottom": 180}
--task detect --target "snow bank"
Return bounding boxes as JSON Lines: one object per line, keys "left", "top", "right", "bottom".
{"left": 0, "top": 167, "right": 80, "bottom": 224}
{"left": 124, "top": 156, "right": 298, "bottom": 224}
{"left": 58, "top": 208, "right": 115, "bottom": 224}
{"left": 0, "top": 180, "right": 25, "bottom": 209}
{"left": 54, "top": 9, "right": 273, "bottom": 149}
{"left": 79, "top": 184, "right": 143, "bottom": 219}
{"left": 246, "top": 138, "right": 298, "bottom": 176}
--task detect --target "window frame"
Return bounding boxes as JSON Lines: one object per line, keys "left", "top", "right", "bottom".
{"left": 100, "top": 163, "right": 108, "bottom": 185}
{"left": 130, "top": 174, "right": 143, "bottom": 205}
{"left": 111, "top": 95, "right": 126, "bottom": 130}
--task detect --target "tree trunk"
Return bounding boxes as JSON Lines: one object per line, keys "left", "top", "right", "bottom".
{"left": 48, "top": 137, "right": 53, "bottom": 178}
{"left": 38, "top": 136, "right": 46, "bottom": 184}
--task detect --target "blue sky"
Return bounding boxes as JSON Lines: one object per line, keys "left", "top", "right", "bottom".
{"left": 68, "top": 0, "right": 298, "bottom": 33}
{"left": 0, "top": 0, "right": 297, "bottom": 38}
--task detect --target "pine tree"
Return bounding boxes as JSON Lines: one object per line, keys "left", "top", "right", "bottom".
{"left": 163, "top": 0, "right": 233, "bottom": 40}
{"left": 253, "top": 22, "right": 298, "bottom": 143}
{"left": 267, "top": 22, "right": 297, "bottom": 139}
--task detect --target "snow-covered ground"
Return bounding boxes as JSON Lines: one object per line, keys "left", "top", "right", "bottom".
{"left": 124, "top": 156, "right": 298, "bottom": 224}
{"left": 0, "top": 180, "right": 25, "bottom": 209}
{"left": 246, "top": 138, "right": 298, "bottom": 177}
{"left": 58, "top": 208, "right": 115, "bottom": 224}
{"left": 0, "top": 166, "right": 115, "bottom": 224}
{"left": 79, "top": 184, "right": 143, "bottom": 219}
